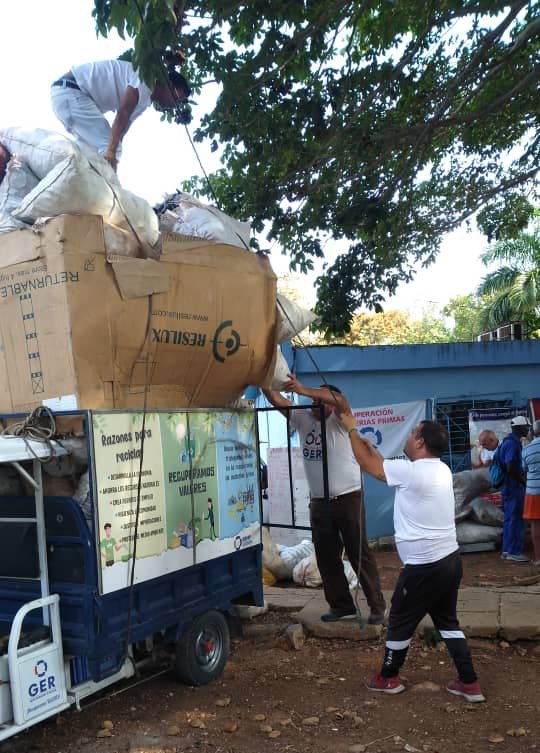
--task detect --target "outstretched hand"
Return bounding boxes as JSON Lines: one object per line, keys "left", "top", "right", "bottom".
{"left": 282, "top": 372, "right": 302, "bottom": 393}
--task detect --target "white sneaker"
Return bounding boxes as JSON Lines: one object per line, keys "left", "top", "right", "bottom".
{"left": 504, "top": 554, "right": 529, "bottom": 563}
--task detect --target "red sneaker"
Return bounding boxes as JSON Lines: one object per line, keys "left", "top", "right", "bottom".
{"left": 446, "top": 679, "right": 485, "bottom": 703}
{"left": 366, "top": 673, "right": 405, "bottom": 694}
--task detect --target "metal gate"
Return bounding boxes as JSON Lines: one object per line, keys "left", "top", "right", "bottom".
{"left": 433, "top": 395, "right": 514, "bottom": 473}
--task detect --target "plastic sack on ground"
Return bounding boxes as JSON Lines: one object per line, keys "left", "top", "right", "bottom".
{"left": 276, "top": 294, "right": 319, "bottom": 343}
{"left": 292, "top": 553, "right": 358, "bottom": 589}
{"left": 293, "top": 552, "right": 322, "bottom": 587}
{"left": 467, "top": 497, "right": 504, "bottom": 527}
{"left": 453, "top": 469, "right": 491, "bottom": 516}
{"left": 157, "top": 192, "right": 251, "bottom": 249}
{"left": 456, "top": 521, "right": 502, "bottom": 545}
{"left": 277, "top": 539, "right": 314, "bottom": 574}
{"left": 262, "top": 526, "right": 292, "bottom": 581}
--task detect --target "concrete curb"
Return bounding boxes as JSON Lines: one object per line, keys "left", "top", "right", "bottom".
{"left": 263, "top": 585, "right": 540, "bottom": 641}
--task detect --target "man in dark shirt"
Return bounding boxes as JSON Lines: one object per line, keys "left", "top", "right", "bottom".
{"left": 499, "top": 415, "right": 530, "bottom": 562}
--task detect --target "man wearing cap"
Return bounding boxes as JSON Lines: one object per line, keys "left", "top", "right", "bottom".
{"left": 522, "top": 419, "right": 540, "bottom": 566}
{"left": 499, "top": 415, "right": 531, "bottom": 562}
{"left": 50, "top": 59, "right": 191, "bottom": 171}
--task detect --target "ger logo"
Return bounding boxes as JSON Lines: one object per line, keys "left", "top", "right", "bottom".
{"left": 211, "top": 320, "right": 243, "bottom": 363}
{"left": 359, "top": 426, "right": 383, "bottom": 447}
{"left": 33, "top": 660, "right": 48, "bottom": 678}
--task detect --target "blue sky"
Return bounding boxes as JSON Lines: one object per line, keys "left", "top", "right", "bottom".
{"left": 1, "top": 1, "right": 489, "bottom": 315}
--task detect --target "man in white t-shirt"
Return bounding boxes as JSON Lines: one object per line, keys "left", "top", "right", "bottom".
{"left": 263, "top": 376, "right": 386, "bottom": 625}
{"left": 50, "top": 60, "right": 191, "bottom": 170}
{"left": 340, "top": 413, "right": 485, "bottom": 703}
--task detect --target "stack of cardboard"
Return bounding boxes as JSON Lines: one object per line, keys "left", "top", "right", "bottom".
{"left": 0, "top": 215, "right": 277, "bottom": 412}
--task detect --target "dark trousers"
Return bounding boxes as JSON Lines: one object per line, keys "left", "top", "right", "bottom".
{"left": 381, "top": 550, "right": 477, "bottom": 684}
{"left": 501, "top": 486, "right": 525, "bottom": 556}
{"left": 309, "top": 490, "right": 386, "bottom": 615}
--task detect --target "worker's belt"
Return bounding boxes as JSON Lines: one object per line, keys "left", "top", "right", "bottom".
{"left": 52, "top": 78, "right": 80, "bottom": 90}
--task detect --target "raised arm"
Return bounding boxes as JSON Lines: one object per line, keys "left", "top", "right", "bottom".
{"left": 282, "top": 373, "right": 349, "bottom": 413}
{"left": 261, "top": 388, "right": 295, "bottom": 419}
{"left": 339, "top": 411, "right": 387, "bottom": 482}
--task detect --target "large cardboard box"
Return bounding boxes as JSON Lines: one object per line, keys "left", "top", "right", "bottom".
{"left": 0, "top": 215, "right": 277, "bottom": 411}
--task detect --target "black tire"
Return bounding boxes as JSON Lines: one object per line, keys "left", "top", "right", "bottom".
{"left": 174, "top": 610, "right": 230, "bottom": 686}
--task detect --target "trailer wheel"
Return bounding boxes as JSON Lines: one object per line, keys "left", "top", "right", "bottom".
{"left": 174, "top": 610, "right": 230, "bottom": 686}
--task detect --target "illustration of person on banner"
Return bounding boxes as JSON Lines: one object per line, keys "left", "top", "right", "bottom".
{"left": 100, "top": 523, "right": 127, "bottom": 567}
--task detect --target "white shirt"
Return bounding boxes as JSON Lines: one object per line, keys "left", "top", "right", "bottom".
{"left": 72, "top": 60, "right": 152, "bottom": 122}
{"left": 383, "top": 457, "right": 458, "bottom": 565}
{"left": 479, "top": 446, "right": 496, "bottom": 464}
{"left": 290, "top": 410, "right": 363, "bottom": 498}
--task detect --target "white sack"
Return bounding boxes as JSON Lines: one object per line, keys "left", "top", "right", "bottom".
{"left": 276, "top": 294, "right": 319, "bottom": 343}
{"left": 12, "top": 152, "right": 159, "bottom": 250}
{"left": 456, "top": 521, "right": 502, "bottom": 545}
{"left": 0, "top": 157, "right": 39, "bottom": 216}
{"left": 0, "top": 211, "right": 26, "bottom": 234}
{"left": 292, "top": 553, "right": 358, "bottom": 590}
{"left": 277, "top": 539, "right": 314, "bottom": 572}
{"left": 158, "top": 192, "right": 251, "bottom": 249}
{"left": 293, "top": 552, "right": 322, "bottom": 587}
{"left": 269, "top": 347, "right": 290, "bottom": 390}
{"left": 262, "top": 526, "right": 292, "bottom": 581}
{"left": 0, "top": 127, "right": 79, "bottom": 179}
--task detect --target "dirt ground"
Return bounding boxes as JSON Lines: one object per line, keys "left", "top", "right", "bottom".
{"left": 5, "top": 551, "right": 540, "bottom": 753}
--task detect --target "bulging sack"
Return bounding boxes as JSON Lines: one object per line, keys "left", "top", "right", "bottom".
{"left": 0, "top": 157, "right": 40, "bottom": 217}
{"left": 276, "top": 293, "right": 319, "bottom": 343}
{"left": 0, "top": 127, "right": 80, "bottom": 179}
{"left": 157, "top": 192, "right": 251, "bottom": 249}
{"left": 12, "top": 152, "right": 159, "bottom": 250}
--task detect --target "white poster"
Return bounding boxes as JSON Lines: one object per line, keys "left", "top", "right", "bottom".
{"left": 267, "top": 447, "right": 311, "bottom": 546}
{"left": 468, "top": 406, "right": 528, "bottom": 469}
{"left": 351, "top": 400, "right": 426, "bottom": 458}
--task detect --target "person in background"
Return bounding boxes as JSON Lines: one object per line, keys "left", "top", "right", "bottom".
{"left": 263, "top": 375, "right": 386, "bottom": 625}
{"left": 499, "top": 415, "right": 530, "bottom": 563}
{"left": 478, "top": 429, "right": 499, "bottom": 467}
{"left": 339, "top": 414, "right": 485, "bottom": 703}
{"left": 50, "top": 59, "right": 191, "bottom": 171}
{"left": 522, "top": 419, "right": 540, "bottom": 566}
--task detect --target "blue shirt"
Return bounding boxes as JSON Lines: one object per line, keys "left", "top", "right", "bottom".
{"left": 523, "top": 437, "right": 540, "bottom": 495}
{"left": 498, "top": 433, "right": 524, "bottom": 493}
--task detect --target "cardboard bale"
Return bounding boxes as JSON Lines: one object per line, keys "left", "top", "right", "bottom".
{"left": 0, "top": 215, "right": 277, "bottom": 411}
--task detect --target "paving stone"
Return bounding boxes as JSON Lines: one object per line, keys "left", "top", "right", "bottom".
{"left": 499, "top": 591, "right": 540, "bottom": 641}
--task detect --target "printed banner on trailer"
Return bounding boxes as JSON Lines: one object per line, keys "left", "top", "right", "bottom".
{"left": 92, "top": 410, "right": 260, "bottom": 594}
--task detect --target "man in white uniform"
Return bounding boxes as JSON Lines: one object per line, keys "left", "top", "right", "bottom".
{"left": 339, "top": 414, "right": 485, "bottom": 703}
{"left": 263, "top": 375, "right": 386, "bottom": 624}
{"left": 50, "top": 60, "right": 191, "bottom": 170}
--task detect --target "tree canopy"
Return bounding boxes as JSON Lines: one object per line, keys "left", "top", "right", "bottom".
{"left": 93, "top": 0, "right": 539, "bottom": 334}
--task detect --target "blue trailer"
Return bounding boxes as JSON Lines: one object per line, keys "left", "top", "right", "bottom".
{"left": 0, "top": 408, "right": 263, "bottom": 741}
